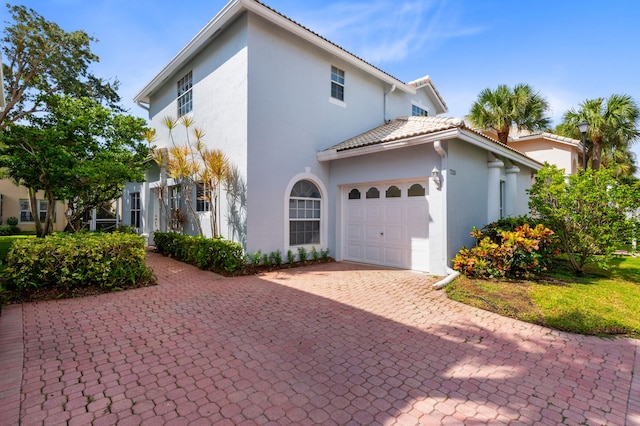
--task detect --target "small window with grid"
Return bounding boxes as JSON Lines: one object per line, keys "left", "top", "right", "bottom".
{"left": 331, "top": 66, "right": 345, "bottom": 101}
{"left": 177, "top": 71, "right": 193, "bottom": 117}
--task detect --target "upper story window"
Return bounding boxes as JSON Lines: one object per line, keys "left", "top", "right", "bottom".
{"left": 331, "top": 66, "right": 345, "bottom": 101}
{"left": 412, "top": 105, "right": 428, "bottom": 117}
{"left": 177, "top": 71, "right": 193, "bottom": 117}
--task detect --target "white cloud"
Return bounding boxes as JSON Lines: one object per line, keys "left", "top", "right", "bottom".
{"left": 291, "top": 0, "right": 485, "bottom": 66}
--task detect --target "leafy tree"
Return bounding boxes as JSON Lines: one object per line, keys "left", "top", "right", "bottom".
{"left": 0, "top": 95, "right": 150, "bottom": 236}
{"left": 557, "top": 94, "right": 640, "bottom": 171}
{"left": 1, "top": 4, "right": 119, "bottom": 127}
{"left": 528, "top": 164, "right": 640, "bottom": 274}
{"left": 467, "top": 83, "right": 551, "bottom": 144}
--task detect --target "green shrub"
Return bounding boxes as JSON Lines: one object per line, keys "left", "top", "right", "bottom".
{"left": 262, "top": 252, "right": 272, "bottom": 267}
{"left": 453, "top": 224, "right": 556, "bottom": 278}
{"left": 0, "top": 225, "right": 20, "bottom": 236}
{"left": 4, "top": 232, "right": 155, "bottom": 294}
{"left": 310, "top": 246, "right": 320, "bottom": 261}
{"left": 153, "top": 231, "right": 244, "bottom": 273}
{"left": 6, "top": 217, "right": 18, "bottom": 226}
{"left": 270, "top": 250, "right": 283, "bottom": 266}
{"left": 249, "top": 250, "right": 262, "bottom": 266}
{"left": 297, "top": 247, "right": 308, "bottom": 262}
{"left": 286, "top": 249, "right": 296, "bottom": 264}
{"left": 320, "top": 248, "right": 330, "bottom": 261}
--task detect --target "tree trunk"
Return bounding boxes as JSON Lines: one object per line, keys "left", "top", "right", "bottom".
{"left": 591, "top": 136, "right": 602, "bottom": 170}
{"left": 28, "top": 187, "right": 44, "bottom": 237}
{"left": 497, "top": 125, "right": 510, "bottom": 145}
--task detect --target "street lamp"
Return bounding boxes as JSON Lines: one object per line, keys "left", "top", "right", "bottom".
{"left": 577, "top": 120, "right": 589, "bottom": 170}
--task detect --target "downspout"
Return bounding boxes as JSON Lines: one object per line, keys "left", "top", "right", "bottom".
{"left": 383, "top": 84, "right": 396, "bottom": 123}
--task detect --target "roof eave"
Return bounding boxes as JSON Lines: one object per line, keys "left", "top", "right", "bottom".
{"left": 134, "top": 0, "right": 415, "bottom": 104}
{"left": 317, "top": 127, "right": 543, "bottom": 171}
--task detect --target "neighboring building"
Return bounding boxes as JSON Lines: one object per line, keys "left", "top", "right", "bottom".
{"left": 482, "top": 127, "right": 583, "bottom": 175}
{"left": 123, "top": 0, "right": 541, "bottom": 276}
{"left": 0, "top": 180, "right": 66, "bottom": 233}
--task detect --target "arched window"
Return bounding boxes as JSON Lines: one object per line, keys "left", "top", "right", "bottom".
{"left": 366, "top": 187, "right": 380, "bottom": 199}
{"left": 386, "top": 186, "right": 401, "bottom": 198}
{"left": 289, "top": 180, "right": 321, "bottom": 245}
{"left": 348, "top": 189, "right": 361, "bottom": 200}
{"left": 408, "top": 183, "right": 426, "bottom": 197}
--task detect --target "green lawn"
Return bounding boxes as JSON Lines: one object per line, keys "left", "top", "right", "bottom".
{"left": 446, "top": 255, "right": 640, "bottom": 338}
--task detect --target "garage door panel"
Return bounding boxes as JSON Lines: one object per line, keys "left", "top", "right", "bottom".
{"left": 383, "top": 225, "right": 404, "bottom": 245}
{"left": 384, "top": 204, "right": 403, "bottom": 221}
{"left": 384, "top": 247, "right": 404, "bottom": 268}
{"left": 346, "top": 243, "right": 363, "bottom": 260}
{"left": 365, "top": 205, "right": 383, "bottom": 221}
{"left": 346, "top": 224, "right": 364, "bottom": 240}
{"left": 364, "top": 226, "right": 383, "bottom": 243}
{"left": 343, "top": 180, "right": 429, "bottom": 272}
{"left": 364, "top": 245, "right": 383, "bottom": 264}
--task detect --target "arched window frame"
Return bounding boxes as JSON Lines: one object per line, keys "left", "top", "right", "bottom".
{"left": 284, "top": 172, "right": 328, "bottom": 252}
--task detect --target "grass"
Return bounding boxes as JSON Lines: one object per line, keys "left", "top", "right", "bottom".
{"left": 0, "top": 235, "right": 35, "bottom": 262}
{"left": 446, "top": 255, "right": 640, "bottom": 338}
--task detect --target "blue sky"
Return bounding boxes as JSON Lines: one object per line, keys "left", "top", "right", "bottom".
{"left": 3, "top": 0, "right": 640, "bottom": 155}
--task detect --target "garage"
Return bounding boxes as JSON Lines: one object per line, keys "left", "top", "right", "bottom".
{"left": 342, "top": 179, "right": 429, "bottom": 271}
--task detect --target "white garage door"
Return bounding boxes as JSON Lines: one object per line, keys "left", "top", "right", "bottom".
{"left": 343, "top": 180, "right": 429, "bottom": 271}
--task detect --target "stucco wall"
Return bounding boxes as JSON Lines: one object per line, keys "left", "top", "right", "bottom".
{"left": 0, "top": 179, "right": 66, "bottom": 232}
{"left": 244, "top": 13, "right": 436, "bottom": 256}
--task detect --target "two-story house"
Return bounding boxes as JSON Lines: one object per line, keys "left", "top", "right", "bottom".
{"left": 123, "top": 0, "right": 541, "bottom": 276}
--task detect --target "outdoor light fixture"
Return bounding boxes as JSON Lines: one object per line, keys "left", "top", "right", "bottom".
{"left": 431, "top": 166, "right": 442, "bottom": 190}
{"left": 577, "top": 120, "right": 589, "bottom": 170}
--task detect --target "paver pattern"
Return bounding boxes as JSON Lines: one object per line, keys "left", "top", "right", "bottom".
{"left": 1, "top": 252, "right": 639, "bottom": 425}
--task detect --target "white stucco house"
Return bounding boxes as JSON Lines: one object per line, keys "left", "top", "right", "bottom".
{"left": 123, "top": 0, "right": 542, "bottom": 276}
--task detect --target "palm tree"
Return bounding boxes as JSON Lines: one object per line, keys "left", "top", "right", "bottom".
{"left": 467, "top": 83, "right": 551, "bottom": 144}
{"left": 559, "top": 94, "right": 639, "bottom": 170}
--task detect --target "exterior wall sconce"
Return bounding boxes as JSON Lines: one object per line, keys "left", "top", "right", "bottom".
{"left": 577, "top": 120, "right": 589, "bottom": 170}
{"left": 431, "top": 166, "right": 442, "bottom": 190}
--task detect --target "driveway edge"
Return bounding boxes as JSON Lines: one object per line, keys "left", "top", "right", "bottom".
{"left": 628, "top": 338, "right": 640, "bottom": 425}
{"left": 0, "top": 304, "right": 23, "bottom": 426}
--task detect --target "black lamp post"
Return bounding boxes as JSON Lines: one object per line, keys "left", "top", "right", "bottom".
{"left": 577, "top": 120, "right": 589, "bottom": 170}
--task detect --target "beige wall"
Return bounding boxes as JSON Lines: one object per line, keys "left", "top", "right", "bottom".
{"left": 507, "top": 139, "right": 578, "bottom": 174}
{"left": 0, "top": 179, "right": 67, "bottom": 232}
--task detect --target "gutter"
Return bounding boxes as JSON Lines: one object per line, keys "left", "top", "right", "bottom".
{"left": 432, "top": 268, "right": 460, "bottom": 290}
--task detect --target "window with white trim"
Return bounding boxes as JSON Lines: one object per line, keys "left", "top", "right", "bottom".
{"left": 177, "top": 71, "right": 193, "bottom": 117}
{"left": 19, "top": 199, "right": 50, "bottom": 222}
{"left": 130, "top": 192, "right": 141, "bottom": 228}
{"left": 331, "top": 66, "right": 345, "bottom": 101}
{"left": 19, "top": 199, "right": 33, "bottom": 222}
{"left": 412, "top": 105, "right": 428, "bottom": 116}
{"left": 289, "top": 180, "right": 321, "bottom": 246}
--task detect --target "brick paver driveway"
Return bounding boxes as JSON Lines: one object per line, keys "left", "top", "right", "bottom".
{"left": 1, "top": 252, "right": 639, "bottom": 425}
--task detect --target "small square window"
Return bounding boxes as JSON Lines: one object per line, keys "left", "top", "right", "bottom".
{"left": 331, "top": 66, "right": 345, "bottom": 101}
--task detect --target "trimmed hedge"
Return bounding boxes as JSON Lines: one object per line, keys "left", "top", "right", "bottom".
{"left": 4, "top": 232, "right": 155, "bottom": 294}
{"left": 153, "top": 231, "right": 244, "bottom": 273}
{"left": 0, "top": 225, "right": 20, "bottom": 236}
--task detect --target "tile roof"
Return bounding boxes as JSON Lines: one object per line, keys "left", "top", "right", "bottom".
{"left": 325, "top": 116, "right": 501, "bottom": 152}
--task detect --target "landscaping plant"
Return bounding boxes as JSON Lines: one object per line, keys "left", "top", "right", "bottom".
{"left": 528, "top": 164, "right": 640, "bottom": 274}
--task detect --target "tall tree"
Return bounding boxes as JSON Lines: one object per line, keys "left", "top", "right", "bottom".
{"left": 0, "top": 95, "right": 150, "bottom": 236}
{"left": 1, "top": 4, "right": 119, "bottom": 127}
{"left": 467, "top": 83, "right": 551, "bottom": 144}
{"left": 558, "top": 94, "right": 640, "bottom": 171}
